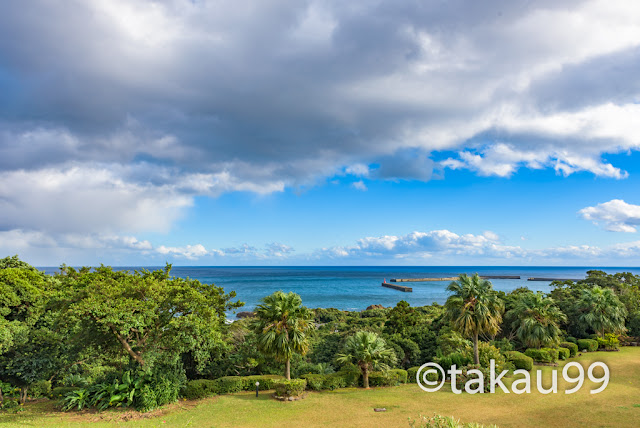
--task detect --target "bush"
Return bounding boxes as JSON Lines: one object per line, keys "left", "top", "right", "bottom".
{"left": 52, "top": 386, "right": 81, "bottom": 399}
{"left": 597, "top": 333, "right": 620, "bottom": 351}
{"left": 273, "top": 379, "right": 306, "bottom": 398}
{"left": 471, "top": 343, "right": 512, "bottom": 372}
{"left": 407, "top": 366, "right": 439, "bottom": 384}
{"left": 566, "top": 336, "right": 577, "bottom": 344}
{"left": 334, "top": 366, "right": 360, "bottom": 387}
{"left": 557, "top": 347, "right": 570, "bottom": 360}
{"left": 300, "top": 373, "right": 347, "bottom": 391}
{"left": 491, "top": 338, "right": 514, "bottom": 352}
{"left": 136, "top": 363, "right": 186, "bottom": 411}
{"left": 577, "top": 339, "right": 598, "bottom": 352}
{"left": 524, "top": 348, "right": 559, "bottom": 363}
{"left": 215, "top": 376, "right": 244, "bottom": 394}
{"left": 241, "top": 375, "right": 284, "bottom": 391}
{"left": 28, "top": 380, "right": 51, "bottom": 398}
{"left": 559, "top": 342, "right": 578, "bottom": 357}
{"left": 435, "top": 352, "right": 472, "bottom": 372}
{"left": 389, "top": 369, "right": 408, "bottom": 384}
{"left": 503, "top": 351, "right": 533, "bottom": 371}
{"left": 183, "top": 379, "right": 218, "bottom": 400}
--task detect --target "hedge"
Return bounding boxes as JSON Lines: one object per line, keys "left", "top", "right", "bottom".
{"left": 300, "top": 373, "right": 348, "bottom": 391}
{"left": 366, "top": 369, "right": 408, "bottom": 387}
{"left": 182, "top": 374, "right": 285, "bottom": 400}
{"left": 524, "top": 348, "right": 559, "bottom": 363}
{"left": 183, "top": 379, "right": 218, "bottom": 399}
{"left": 577, "top": 339, "right": 598, "bottom": 352}
{"left": 273, "top": 379, "right": 306, "bottom": 397}
{"left": 557, "top": 347, "right": 570, "bottom": 360}
{"left": 503, "top": 351, "right": 533, "bottom": 371}
{"left": 559, "top": 342, "right": 578, "bottom": 357}
{"left": 335, "top": 367, "right": 360, "bottom": 387}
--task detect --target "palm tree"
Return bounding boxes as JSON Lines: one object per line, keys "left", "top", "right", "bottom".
{"left": 507, "top": 292, "right": 567, "bottom": 348}
{"left": 575, "top": 286, "right": 627, "bottom": 337}
{"left": 251, "top": 291, "right": 313, "bottom": 379}
{"left": 336, "top": 331, "right": 397, "bottom": 389}
{"left": 445, "top": 274, "right": 504, "bottom": 365}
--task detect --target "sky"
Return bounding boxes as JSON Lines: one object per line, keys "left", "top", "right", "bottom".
{"left": 1, "top": 0, "right": 640, "bottom": 267}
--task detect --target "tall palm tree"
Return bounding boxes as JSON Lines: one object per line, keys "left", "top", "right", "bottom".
{"left": 251, "top": 291, "right": 313, "bottom": 379}
{"left": 336, "top": 331, "right": 397, "bottom": 389}
{"left": 575, "top": 286, "right": 627, "bottom": 337}
{"left": 507, "top": 291, "right": 567, "bottom": 348}
{"left": 445, "top": 273, "right": 504, "bottom": 365}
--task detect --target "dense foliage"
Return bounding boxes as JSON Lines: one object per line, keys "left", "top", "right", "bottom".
{"left": 1, "top": 257, "right": 639, "bottom": 410}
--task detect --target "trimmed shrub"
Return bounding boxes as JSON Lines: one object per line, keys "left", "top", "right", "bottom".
{"left": 577, "top": 339, "right": 598, "bottom": 352}
{"left": 215, "top": 376, "right": 244, "bottom": 394}
{"left": 566, "top": 336, "right": 577, "bottom": 344}
{"left": 389, "top": 369, "right": 408, "bottom": 385}
{"left": 300, "top": 373, "right": 347, "bottom": 391}
{"left": 241, "top": 375, "right": 284, "bottom": 391}
{"left": 407, "top": 366, "right": 439, "bottom": 384}
{"left": 503, "top": 351, "right": 533, "bottom": 371}
{"left": 29, "top": 380, "right": 51, "bottom": 398}
{"left": 335, "top": 367, "right": 360, "bottom": 387}
{"left": 524, "top": 348, "right": 559, "bottom": 363}
{"left": 51, "top": 386, "right": 80, "bottom": 399}
{"left": 300, "top": 374, "right": 325, "bottom": 391}
{"left": 559, "top": 342, "right": 578, "bottom": 357}
{"left": 183, "top": 379, "right": 218, "bottom": 400}
{"left": 273, "top": 379, "right": 306, "bottom": 398}
{"left": 557, "top": 347, "right": 570, "bottom": 360}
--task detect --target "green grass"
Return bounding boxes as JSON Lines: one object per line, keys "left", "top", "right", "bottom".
{"left": 2, "top": 347, "right": 640, "bottom": 427}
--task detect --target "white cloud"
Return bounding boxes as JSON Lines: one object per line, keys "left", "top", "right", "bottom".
{"left": 351, "top": 180, "right": 368, "bottom": 191}
{"left": 579, "top": 199, "right": 640, "bottom": 232}
{"left": 156, "top": 244, "right": 208, "bottom": 260}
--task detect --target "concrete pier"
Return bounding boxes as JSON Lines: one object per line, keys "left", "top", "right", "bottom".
{"left": 381, "top": 282, "right": 413, "bottom": 292}
{"left": 391, "top": 275, "right": 520, "bottom": 282}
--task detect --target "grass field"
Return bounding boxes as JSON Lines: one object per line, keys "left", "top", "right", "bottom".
{"left": 2, "top": 347, "right": 639, "bottom": 428}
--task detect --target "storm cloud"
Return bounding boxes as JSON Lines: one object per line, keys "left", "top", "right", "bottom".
{"left": 1, "top": 0, "right": 640, "bottom": 243}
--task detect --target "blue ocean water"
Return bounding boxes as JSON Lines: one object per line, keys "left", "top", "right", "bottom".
{"left": 41, "top": 266, "right": 640, "bottom": 313}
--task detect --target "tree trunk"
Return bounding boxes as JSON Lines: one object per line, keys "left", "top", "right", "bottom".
{"left": 107, "top": 323, "right": 145, "bottom": 366}
{"left": 473, "top": 333, "right": 479, "bottom": 365}
{"left": 285, "top": 358, "right": 291, "bottom": 380}
{"left": 363, "top": 368, "right": 370, "bottom": 389}
{"left": 20, "top": 386, "right": 28, "bottom": 404}
{"left": 0, "top": 386, "right": 4, "bottom": 405}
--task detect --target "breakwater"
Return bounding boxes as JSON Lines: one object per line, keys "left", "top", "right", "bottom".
{"left": 381, "top": 282, "right": 413, "bottom": 292}
{"left": 391, "top": 275, "right": 521, "bottom": 282}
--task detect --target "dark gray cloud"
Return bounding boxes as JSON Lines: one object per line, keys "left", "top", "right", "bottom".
{"left": 1, "top": 0, "right": 640, "bottom": 238}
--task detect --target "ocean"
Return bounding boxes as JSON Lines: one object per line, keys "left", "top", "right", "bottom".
{"left": 41, "top": 265, "right": 640, "bottom": 314}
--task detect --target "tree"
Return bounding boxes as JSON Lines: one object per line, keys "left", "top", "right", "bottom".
{"left": 251, "top": 291, "right": 313, "bottom": 380}
{"left": 444, "top": 274, "right": 504, "bottom": 365}
{"left": 574, "top": 286, "right": 627, "bottom": 337}
{"left": 507, "top": 291, "right": 567, "bottom": 348}
{"left": 384, "top": 300, "right": 419, "bottom": 336}
{"left": 0, "top": 259, "right": 62, "bottom": 404}
{"left": 57, "top": 264, "right": 241, "bottom": 370}
{"left": 336, "top": 331, "right": 396, "bottom": 389}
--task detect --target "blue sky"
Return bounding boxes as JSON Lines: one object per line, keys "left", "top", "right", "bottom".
{"left": 1, "top": 0, "right": 640, "bottom": 266}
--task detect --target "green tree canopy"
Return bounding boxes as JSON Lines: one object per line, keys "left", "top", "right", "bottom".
{"left": 336, "top": 331, "right": 397, "bottom": 389}
{"left": 251, "top": 291, "right": 313, "bottom": 380}
{"left": 574, "top": 285, "right": 627, "bottom": 337}
{"left": 57, "top": 264, "right": 241, "bottom": 370}
{"left": 445, "top": 273, "right": 504, "bottom": 365}
{"left": 507, "top": 291, "right": 567, "bottom": 349}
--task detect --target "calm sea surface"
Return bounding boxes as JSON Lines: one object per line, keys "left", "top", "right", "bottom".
{"left": 40, "top": 266, "right": 640, "bottom": 313}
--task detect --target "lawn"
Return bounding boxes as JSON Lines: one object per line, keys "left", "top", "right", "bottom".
{"left": 2, "top": 347, "right": 639, "bottom": 428}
